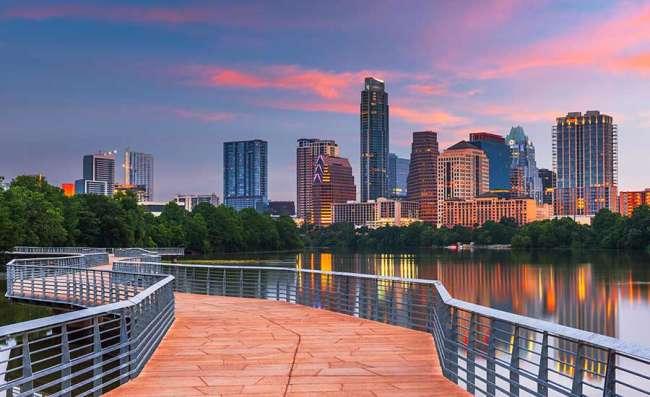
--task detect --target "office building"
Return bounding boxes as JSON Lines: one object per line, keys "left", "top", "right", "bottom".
{"left": 441, "top": 195, "right": 537, "bottom": 228}
{"left": 124, "top": 150, "right": 154, "bottom": 201}
{"left": 406, "top": 131, "right": 439, "bottom": 224}
{"left": 388, "top": 153, "right": 410, "bottom": 198}
{"left": 360, "top": 77, "right": 389, "bottom": 201}
{"left": 223, "top": 140, "right": 268, "bottom": 211}
{"left": 311, "top": 155, "right": 356, "bottom": 226}
{"left": 296, "top": 139, "right": 339, "bottom": 219}
{"left": 538, "top": 168, "right": 556, "bottom": 205}
{"left": 553, "top": 111, "right": 618, "bottom": 217}
{"left": 469, "top": 132, "right": 510, "bottom": 191}
{"left": 82, "top": 151, "right": 116, "bottom": 196}
{"left": 619, "top": 190, "right": 650, "bottom": 217}
{"left": 114, "top": 184, "right": 148, "bottom": 201}
{"left": 75, "top": 179, "right": 108, "bottom": 195}
{"left": 266, "top": 201, "right": 296, "bottom": 217}
{"left": 506, "top": 126, "right": 542, "bottom": 202}
{"left": 174, "top": 194, "right": 220, "bottom": 212}
{"left": 60, "top": 183, "right": 75, "bottom": 197}
{"left": 333, "top": 198, "right": 419, "bottom": 228}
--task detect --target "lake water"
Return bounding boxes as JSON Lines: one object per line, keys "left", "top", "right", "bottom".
{"left": 206, "top": 249, "right": 650, "bottom": 347}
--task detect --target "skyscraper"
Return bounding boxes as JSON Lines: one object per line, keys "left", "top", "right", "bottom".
{"left": 553, "top": 111, "right": 618, "bottom": 217}
{"left": 538, "top": 168, "right": 556, "bottom": 205}
{"left": 438, "top": 141, "right": 489, "bottom": 223}
{"left": 296, "top": 139, "right": 339, "bottom": 219}
{"left": 80, "top": 151, "right": 116, "bottom": 196}
{"left": 360, "top": 77, "right": 389, "bottom": 202}
{"left": 223, "top": 139, "right": 268, "bottom": 211}
{"left": 124, "top": 150, "right": 154, "bottom": 201}
{"left": 406, "top": 131, "right": 439, "bottom": 224}
{"left": 469, "top": 132, "right": 510, "bottom": 191}
{"left": 506, "top": 126, "right": 542, "bottom": 202}
{"left": 311, "top": 154, "right": 356, "bottom": 226}
{"left": 388, "top": 153, "right": 410, "bottom": 198}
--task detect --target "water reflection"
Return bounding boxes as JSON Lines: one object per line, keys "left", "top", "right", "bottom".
{"left": 296, "top": 249, "right": 650, "bottom": 347}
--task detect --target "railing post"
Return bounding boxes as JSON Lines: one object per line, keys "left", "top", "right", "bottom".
{"left": 21, "top": 332, "right": 33, "bottom": 394}
{"left": 257, "top": 270, "right": 262, "bottom": 299}
{"left": 275, "top": 279, "right": 280, "bottom": 300}
{"left": 448, "top": 307, "right": 459, "bottom": 383}
{"left": 206, "top": 268, "right": 211, "bottom": 295}
{"left": 239, "top": 268, "right": 244, "bottom": 297}
{"left": 487, "top": 318, "right": 497, "bottom": 396}
{"left": 467, "top": 312, "right": 477, "bottom": 394}
{"left": 61, "top": 323, "right": 72, "bottom": 397}
{"left": 510, "top": 325, "right": 520, "bottom": 396}
{"left": 571, "top": 343, "right": 585, "bottom": 396}
{"left": 537, "top": 332, "right": 549, "bottom": 397}
{"left": 222, "top": 269, "right": 226, "bottom": 295}
{"left": 119, "top": 309, "right": 129, "bottom": 384}
{"left": 406, "top": 285, "right": 413, "bottom": 328}
{"left": 92, "top": 316, "right": 102, "bottom": 396}
{"left": 603, "top": 350, "right": 616, "bottom": 397}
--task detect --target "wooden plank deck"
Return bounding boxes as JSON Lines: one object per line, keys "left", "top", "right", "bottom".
{"left": 105, "top": 293, "right": 469, "bottom": 397}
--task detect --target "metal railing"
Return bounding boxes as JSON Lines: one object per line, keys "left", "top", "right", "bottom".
{"left": 115, "top": 260, "right": 650, "bottom": 397}
{"left": 8, "top": 247, "right": 107, "bottom": 255}
{"left": 113, "top": 248, "right": 183, "bottom": 257}
{"left": 2, "top": 254, "right": 175, "bottom": 396}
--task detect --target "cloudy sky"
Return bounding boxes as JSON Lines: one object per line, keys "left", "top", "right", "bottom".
{"left": 2, "top": 0, "right": 650, "bottom": 200}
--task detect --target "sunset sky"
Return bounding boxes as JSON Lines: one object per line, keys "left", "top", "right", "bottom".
{"left": 2, "top": 0, "right": 650, "bottom": 200}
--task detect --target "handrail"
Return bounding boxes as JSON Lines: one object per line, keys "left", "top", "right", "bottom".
{"left": 2, "top": 253, "right": 175, "bottom": 396}
{"left": 115, "top": 259, "right": 650, "bottom": 397}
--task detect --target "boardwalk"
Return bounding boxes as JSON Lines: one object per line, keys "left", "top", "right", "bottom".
{"left": 106, "top": 293, "right": 469, "bottom": 397}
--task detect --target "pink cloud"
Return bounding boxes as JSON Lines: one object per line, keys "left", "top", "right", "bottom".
{"left": 476, "top": 104, "right": 559, "bottom": 123}
{"left": 471, "top": 3, "right": 650, "bottom": 78}
{"left": 392, "top": 106, "right": 467, "bottom": 127}
{"left": 408, "top": 83, "right": 449, "bottom": 96}
{"left": 184, "top": 64, "right": 429, "bottom": 100}
{"left": 170, "top": 108, "right": 235, "bottom": 122}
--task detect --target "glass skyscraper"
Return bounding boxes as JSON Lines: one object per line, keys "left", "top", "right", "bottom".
{"left": 553, "top": 111, "right": 618, "bottom": 216}
{"left": 124, "top": 150, "right": 154, "bottom": 201}
{"left": 506, "top": 126, "right": 542, "bottom": 202}
{"left": 360, "top": 77, "right": 389, "bottom": 202}
{"left": 469, "top": 132, "right": 510, "bottom": 191}
{"left": 388, "top": 153, "right": 409, "bottom": 198}
{"left": 223, "top": 139, "right": 268, "bottom": 211}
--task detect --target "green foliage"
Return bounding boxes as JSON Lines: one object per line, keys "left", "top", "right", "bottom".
{"left": 0, "top": 176, "right": 303, "bottom": 254}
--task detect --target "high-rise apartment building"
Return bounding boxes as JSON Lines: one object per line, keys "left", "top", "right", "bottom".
{"left": 124, "top": 150, "right": 154, "bottom": 201}
{"left": 538, "top": 168, "right": 556, "bottom": 205}
{"left": 506, "top": 127, "right": 542, "bottom": 202}
{"left": 469, "top": 132, "right": 510, "bottom": 191}
{"left": 406, "top": 131, "right": 439, "bottom": 224}
{"left": 80, "top": 151, "right": 116, "bottom": 196}
{"left": 296, "top": 139, "right": 339, "bottom": 219}
{"left": 553, "top": 111, "right": 618, "bottom": 217}
{"left": 360, "top": 77, "right": 389, "bottom": 202}
{"left": 223, "top": 140, "right": 268, "bottom": 211}
{"left": 388, "top": 153, "right": 410, "bottom": 198}
{"left": 311, "top": 155, "right": 356, "bottom": 226}
{"left": 619, "top": 190, "right": 650, "bottom": 217}
{"left": 438, "top": 141, "right": 489, "bottom": 224}
{"left": 441, "top": 195, "right": 538, "bottom": 228}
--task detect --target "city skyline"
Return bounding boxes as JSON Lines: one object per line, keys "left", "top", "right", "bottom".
{"left": 2, "top": 1, "right": 650, "bottom": 200}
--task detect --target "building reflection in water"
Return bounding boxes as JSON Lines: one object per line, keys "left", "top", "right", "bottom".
{"left": 294, "top": 250, "right": 650, "bottom": 379}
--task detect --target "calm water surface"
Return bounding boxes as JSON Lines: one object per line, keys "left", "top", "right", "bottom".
{"left": 210, "top": 249, "right": 650, "bottom": 347}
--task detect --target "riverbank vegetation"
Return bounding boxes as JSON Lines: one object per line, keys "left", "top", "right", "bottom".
{"left": 302, "top": 207, "right": 650, "bottom": 252}
{"left": 0, "top": 176, "right": 302, "bottom": 254}
{"left": 2, "top": 175, "right": 649, "bottom": 253}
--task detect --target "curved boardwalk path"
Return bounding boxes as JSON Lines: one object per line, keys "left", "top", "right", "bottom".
{"left": 105, "top": 293, "right": 469, "bottom": 397}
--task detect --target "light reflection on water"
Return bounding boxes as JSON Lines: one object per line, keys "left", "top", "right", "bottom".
{"left": 293, "top": 249, "right": 650, "bottom": 347}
